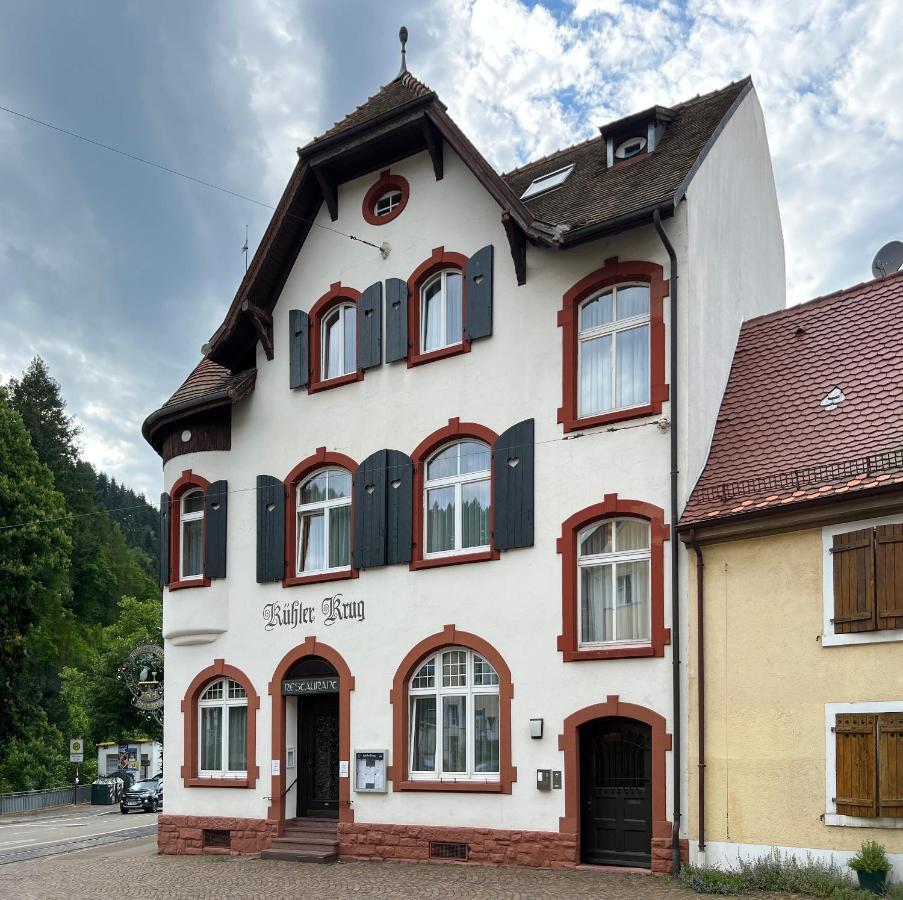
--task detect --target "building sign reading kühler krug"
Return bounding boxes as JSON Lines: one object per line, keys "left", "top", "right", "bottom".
{"left": 263, "top": 594, "right": 364, "bottom": 631}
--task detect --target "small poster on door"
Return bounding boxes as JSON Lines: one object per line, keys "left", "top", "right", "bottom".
{"left": 338, "top": 760, "right": 349, "bottom": 778}
{"left": 271, "top": 759, "right": 280, "bottom": 776}
{"left": 353, "top": 750, "right": 388, "bottom": 793}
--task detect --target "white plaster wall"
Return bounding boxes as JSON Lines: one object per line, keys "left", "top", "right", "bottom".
{"left": 158, "top": 127, "right": 765, "bottom": 833}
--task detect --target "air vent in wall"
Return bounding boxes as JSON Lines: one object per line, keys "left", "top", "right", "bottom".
{"left": 429, "top": 841, "right": 468, "bottom": 860}
{"left": 203, "top": 829, "right": 231, "bottom": 849}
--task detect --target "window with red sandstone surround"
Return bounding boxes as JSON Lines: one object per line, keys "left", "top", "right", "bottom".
{"left": 308, "top": 284, "right": 363, "bottom": 394}
{"left": 168, "top": 470, "right": 210, "bottom": 590}
{"left": 361, "top": 170, "right": 410, "bottom": 226}
{"left": 557, "top": 494, "right": 670, "bottom": 661}
{"left": 407, "top": 248, "right": 470, "bottom": 367}
{"left": 558, "top": 258, "right": 669, "bottom": 432}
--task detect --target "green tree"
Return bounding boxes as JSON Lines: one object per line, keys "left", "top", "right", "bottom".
{"left": 0, "top": 393, "right": 71, "bottom": 744}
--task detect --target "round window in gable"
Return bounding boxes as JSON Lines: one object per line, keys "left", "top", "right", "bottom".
{"left": 614, "top": 136, "right": 647, "bottom": 160}
{"left": 362, "top": 172, "right": 410, "bottom": 226}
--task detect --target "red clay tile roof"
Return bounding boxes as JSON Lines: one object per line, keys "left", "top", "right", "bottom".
{"left": 503, "top": 79, "right": 750, "bottom": 231}
{"left": 682, "top": 272, "right": 903, "bottom": 525}
{"left": 161, "top": 357, "right": 239, "bottom": 408}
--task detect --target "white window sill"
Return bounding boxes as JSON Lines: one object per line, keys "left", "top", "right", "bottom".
{"left": 821, "top": 628, "right": 903, "bottom": 647}
{"left": 825, "top": 813, "right": 903, "bottom": 829}
{"left": 424, "top": 547, "right": 490, "bottom": 561}
{"left": 409, "top": 775, "right": 500, "bottom": 784}
{"left": 577, "top": 640, "right": 652, "bottom": 651}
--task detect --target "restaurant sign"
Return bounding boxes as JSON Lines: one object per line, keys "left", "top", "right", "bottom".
{"left": 281, "top": 676, "right": 340, "bottom": 696}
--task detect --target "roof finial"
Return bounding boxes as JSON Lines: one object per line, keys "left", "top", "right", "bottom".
{"left": 397, "top": 26, "right": 408, "bottom": 78}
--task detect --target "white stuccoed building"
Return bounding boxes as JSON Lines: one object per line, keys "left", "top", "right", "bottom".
{"left": 142, "top": 54, "right": 784, "bottom": 870}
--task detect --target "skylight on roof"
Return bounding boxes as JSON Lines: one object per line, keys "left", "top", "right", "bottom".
{"left": 820, "top": 387, "right": 846, "bottom": 411}
{"left": 520, "top": 164, "right": 574, "bottom": 200}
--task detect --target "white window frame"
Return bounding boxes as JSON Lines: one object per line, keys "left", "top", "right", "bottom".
{"left": 180, "top": 488, "right": 204, "bottom": 581}
{"left": 577, "top": 517, "right": 651, "bottom": 649}
{"left": 408, "top": 647, "right": 500, "bottom": 783}
{"left": 577, "top": 282, "right": 651, "bottom": 419}
{"left": 420, "top": 269, "right": 463, "bottom": 354}
{"left": 423, "top": 441, "right": 491, "bottom": 559}
{"left": 198, "top": 677, "right": 248, "bottom": 779}
{"left": 320, "top": 302, "right": 356, "bottom": 380}
{"left": 821, "top": 513, "right": 903, "bottom": 647}
{"left": 374, "top": 189, "right": 402, "bottom": 216}
{"left": 824, "top": 700, "right": 903, "bottom": 828}
{"left": 296, "top": 467, "right": 352, "bottom": 577}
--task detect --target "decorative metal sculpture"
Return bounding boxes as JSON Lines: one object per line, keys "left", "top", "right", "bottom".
{"left": 121, "top": 642, "right": 164, "bottom": 725}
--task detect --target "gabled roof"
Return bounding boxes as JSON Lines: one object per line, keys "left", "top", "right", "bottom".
{"left": 502, "top": 79, "right": 750, "bottom": 232}
{"left": 681, "top": 271, "right": 903, "bottom": 526}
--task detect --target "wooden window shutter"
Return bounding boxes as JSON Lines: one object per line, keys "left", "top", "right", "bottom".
{"left": 832, "top": 528, "right": 875, "bottom": 633}
{"left": 288, "top": 309, "right": 310, "bottom": 389}
{"left": 464, "top": 244, "right": 493, "bottom": 341}
{"left": 492, "top": 418, "right": 534, "bottom": 550}
{"left": 835, "top": 713, "right": 877, "bottom": 816}
{"left": 256, "top": 475, "right": 285, "bottom": 583}
{"left": 385, "top": 450, "right": 413, "bottom": 565}
{"left": 159, "top": 492, "right": 171, "bottom": 588}
{"left": 385, "top": 278, "right": 409, "bottom": 363}
{"left": 358, "top": 281, "right": 383, "bottom": 370}
{"left": 203, "top": 480, "right": 228, "bottom": 579}
{"left": 875, "top": 524, "right": 903, "bottom": 630}
{"left": 879, "top": 713, "right": 903, "bottom": 818}
{"left": 353, "top": 450, "right": 387, "bottom": 569}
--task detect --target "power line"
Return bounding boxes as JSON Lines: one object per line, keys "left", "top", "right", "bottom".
{"left": 0, "top": 418, "right": 668, "bottom": 533}
{"left": 0, "top": 102, "right": 384, "bottom": 252}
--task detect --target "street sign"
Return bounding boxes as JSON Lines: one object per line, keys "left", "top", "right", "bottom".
{"left": 69, "top": 738, "right": 84, "bottom": 763}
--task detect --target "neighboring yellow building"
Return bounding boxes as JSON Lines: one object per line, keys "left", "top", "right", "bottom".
{"left": 680, "top": 273, "right": 903, "bottom": 878}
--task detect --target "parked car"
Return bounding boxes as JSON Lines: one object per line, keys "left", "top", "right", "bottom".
{"left": 120, "top": 779, "right": 163, "bottom": 814}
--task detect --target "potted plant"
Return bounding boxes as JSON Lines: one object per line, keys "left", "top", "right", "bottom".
{"left": 848, "top": 840, "right": 891, "bottom": 894}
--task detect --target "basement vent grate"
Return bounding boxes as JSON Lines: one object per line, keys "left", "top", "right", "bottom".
{"left": 429, "top": 841, "right": 468, "bottom": 860}
{"left": 203, "top": 829, "right": 231, "bottom": 849}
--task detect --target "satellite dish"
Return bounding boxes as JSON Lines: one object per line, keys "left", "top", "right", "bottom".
{"left": 872, "top": 240, "right": 903, "bottom": 278}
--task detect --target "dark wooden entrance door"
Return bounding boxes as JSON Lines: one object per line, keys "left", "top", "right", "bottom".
{"left": 297, "top": 694, "right": 339, "bottom": 819}
{"left": 580, "top": 717, "right": 652, "bottom": 868}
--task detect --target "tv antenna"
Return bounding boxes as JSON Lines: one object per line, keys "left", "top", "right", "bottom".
{"left": 871, "top": 240, "right": 903, "bottom": 279}
{"left": 242, "top": 225, "right": 249, "bottom": 273}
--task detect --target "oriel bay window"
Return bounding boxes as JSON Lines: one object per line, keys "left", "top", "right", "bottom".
{"left": 579, "top": 517, "right": 651, "bottom": 647}
{"left": 198, "top": 678, "right": 248, "bottom": 779}
{"left": 296, "top": 468, "right": 352, "bottom": 576}
{"left": 424, "top": 441, "right": 490, "bottom": 558}
{"left": 409, "top": 648, "right": 500, "bottom": 781}
{"left": 421, "top": 269, "right": 463, "bottom": 354}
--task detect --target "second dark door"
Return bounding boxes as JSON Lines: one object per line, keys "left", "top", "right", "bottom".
{"left": 297, "top": 694, "right": 340, "bottom": 818}
{"left": 579, "top": 716, "right": 652, "bottom": 868}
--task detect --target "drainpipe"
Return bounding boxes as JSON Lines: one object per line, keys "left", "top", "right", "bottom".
{"left": 652, "top": 207, "right": 681, "bottom": 876}
{"left": 689, "top": 534, "right": 706, "bottom": 861}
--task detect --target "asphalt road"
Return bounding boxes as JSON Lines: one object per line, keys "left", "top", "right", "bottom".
{"left": 0, "top": 803, "right": 157, "bottom": 865}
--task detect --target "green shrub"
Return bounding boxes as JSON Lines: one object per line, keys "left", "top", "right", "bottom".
{"left": 848, "top": 841, "right": 891, "bottom": 875}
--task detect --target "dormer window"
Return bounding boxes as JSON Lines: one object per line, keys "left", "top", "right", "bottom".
{"left": 520, "top": 164, "right": 574, "bottom": 200}
{"left": 615, "top": 136, "right": 647, "bottom": 160}
{"left": 374, "top": 190, "right": 402, "bottom": 217}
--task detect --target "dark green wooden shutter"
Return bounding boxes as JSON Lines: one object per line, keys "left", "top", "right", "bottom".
{"left": 832, "top": 528, "right": 875, "bottom": 633}
{"left": 492, "top": 418, "right": 534, "bottom": 550}
{"left": 159, "top": 492, "right": 171, "bottom": 588}
{"left": 465, "top": 244, "right": 493, "bottom": 340}
{"left": 204, "top": 480, "right": 228, "bottom": 579}
{"left": 289, "top": 309, "right": 310, "bottom": 389}
{"left": 256, "top": 475, "right": 285, "bottom": 583}
{"left": 353, "top": 450, "right": 387, "bottom": 569}
{"left": 358, "top": 282, "right": 383, "bottom": 370}
{"left": 386, "top": 450, "right": 413, "bottom": 565}
{"left": 385, "top": 277, "right": 408, "bottom": 363}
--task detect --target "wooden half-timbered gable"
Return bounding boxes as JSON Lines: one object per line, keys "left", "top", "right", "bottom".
{"left": 143, "top": 48, "right": 784, "bottom": 871}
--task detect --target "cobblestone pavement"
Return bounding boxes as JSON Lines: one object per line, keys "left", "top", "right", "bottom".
{"left": 0, "top": 847, "right": 798, "bottom": 900}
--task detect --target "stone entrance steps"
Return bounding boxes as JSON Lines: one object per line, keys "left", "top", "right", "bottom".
{"left": 261, "top": 818, "right": 339, "bottom": 863}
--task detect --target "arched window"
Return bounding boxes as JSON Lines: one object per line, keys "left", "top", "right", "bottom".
{"left": 408, "top": 647, "right": 500, "bottom": 781}
{"left": 421, "top": 269, "right": 463, "bottom": 354}
{"left": 424, "top": 440, "right": 490, "bottom": 558}
{"left": 578, "top": 517, "right": 650, "bottom": 646}
{"left": 198, "top": 677, "right": 248, "bottom": 778}
{"left": 374, "top": 189, "right": 402, "bottom": 217}
{"left": 321, "top": 302, "right": 356, "bottom": 380}
{"left": 578, "top": 283, "right": 650, "bottom": 418}
{"left": 179, "top": 489, "right": 205, "bottom": 580}
{"left": 296, "top": 468, "right": 352, "bottom": 576}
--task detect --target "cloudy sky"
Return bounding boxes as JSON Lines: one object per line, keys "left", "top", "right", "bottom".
{"left": 1, "top": 0, "right": 899, "bottom": 499}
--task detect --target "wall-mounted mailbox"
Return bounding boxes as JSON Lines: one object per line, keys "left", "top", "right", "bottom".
{"left": 536, "top": 769, "right": 552, "bottom": 791}
{"left": 552, "top": 770, "right": 562, "bottom": 789}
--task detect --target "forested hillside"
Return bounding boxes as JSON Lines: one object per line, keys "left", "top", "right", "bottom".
{"left": 0, "top": 358, "right": 161, "bottom": 791}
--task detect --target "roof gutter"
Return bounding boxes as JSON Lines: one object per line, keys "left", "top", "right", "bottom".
{"left": 653, "top": 205, "right": 682, "bottom": 876}
{"left": 558, "top": 200, "right": 675, "bottom": 248}
{"left": 141, "top": 389, "right": 232, "bottom": 446}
